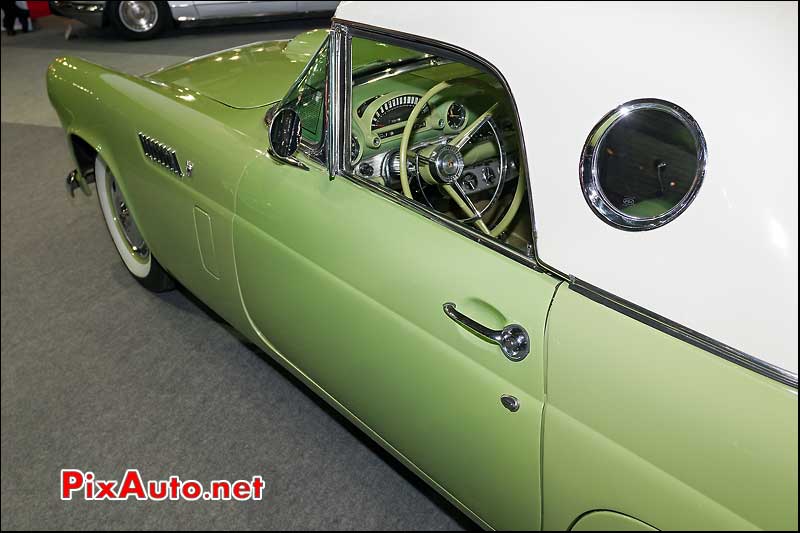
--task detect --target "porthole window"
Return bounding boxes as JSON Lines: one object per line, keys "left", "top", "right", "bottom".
{"left": 580, "top": 99, "right": 707, "bottom": 231}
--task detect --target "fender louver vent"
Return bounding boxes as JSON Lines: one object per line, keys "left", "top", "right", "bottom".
{"left": 138, "top": 133, "right": 182, "bottom": 176}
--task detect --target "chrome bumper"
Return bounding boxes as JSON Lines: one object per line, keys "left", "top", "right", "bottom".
{"left": 65, "top": 169, "right": 80, "bottom": 196}
{"left": 48, "top": 1, "right": 105, "bottom": 28}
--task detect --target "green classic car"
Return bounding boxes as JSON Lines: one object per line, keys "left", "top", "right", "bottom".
{"left": 48, "top": 1, "right": 797, "bottom": 530}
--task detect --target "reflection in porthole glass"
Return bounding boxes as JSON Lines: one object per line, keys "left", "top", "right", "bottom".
{"left": 580, "top": 100, "right": 707, "bottom": 231}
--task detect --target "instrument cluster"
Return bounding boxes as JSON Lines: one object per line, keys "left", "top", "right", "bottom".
{"left": 351, "top": 92, "right": 471, "bottom": 162}
{"left": 371, "top": 95, "right": 431, "bottom": 132}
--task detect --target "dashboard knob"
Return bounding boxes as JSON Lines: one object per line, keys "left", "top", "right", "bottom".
{"left": 358, "top": 162, "right": 374, "bottom": 177}
{"left": 482, "top": 167, "right": 496, "bottom": 185}
{"left": 462, "top": 172, "right": 478, "bottom": 191}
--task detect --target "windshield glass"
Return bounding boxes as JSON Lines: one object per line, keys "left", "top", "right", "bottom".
{"left": 352, "top": 40, "right": 429, "bottom": 78}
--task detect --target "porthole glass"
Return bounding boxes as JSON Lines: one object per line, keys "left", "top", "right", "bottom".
{"left": 580, "top": 99, "right": 707, "bottom": 231}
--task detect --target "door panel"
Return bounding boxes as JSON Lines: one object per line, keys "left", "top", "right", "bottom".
{"left": 233, "top": 156, "right": 559, "bottom": 530}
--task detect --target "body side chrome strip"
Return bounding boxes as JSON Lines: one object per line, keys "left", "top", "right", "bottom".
{"left": 570, "top": 279, "right": 798, "bottom": 389}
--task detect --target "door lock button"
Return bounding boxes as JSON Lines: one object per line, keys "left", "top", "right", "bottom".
{"left": 500, "top": 395, "right": 520, "bottom": 412}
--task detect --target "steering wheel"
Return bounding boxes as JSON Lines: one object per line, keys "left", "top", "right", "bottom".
{"left": 398, "top": 80, "right": 526, "bottom": 238}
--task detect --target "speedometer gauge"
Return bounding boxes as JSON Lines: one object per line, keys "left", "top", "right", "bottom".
{"left": 447, "top": 103, "right": 466, "bottom": 129}
{"left": 372, "top": 95, "right": 430, "bottom": 130}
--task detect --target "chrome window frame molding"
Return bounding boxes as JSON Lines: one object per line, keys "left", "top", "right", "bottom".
{"left": 579, "top": 98, "right": 708, "bottom": 231}
{"left": 327, "top": 19, "right": 546, "bottom": 273}
{"left": 328, "top": 23, "right": 351, "bottom": 178}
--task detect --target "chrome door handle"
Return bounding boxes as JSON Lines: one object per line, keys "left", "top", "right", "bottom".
{"left": 443, "top": 302, "right": 530, "bottom": 361}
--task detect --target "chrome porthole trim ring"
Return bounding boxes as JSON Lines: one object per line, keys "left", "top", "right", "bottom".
{"left": 579, "top": 98, "right": 708, "bottom": 231}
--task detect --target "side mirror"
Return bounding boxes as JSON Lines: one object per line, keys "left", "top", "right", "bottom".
{"left": 268, "top": 107, "right": 302, "bottom": 159}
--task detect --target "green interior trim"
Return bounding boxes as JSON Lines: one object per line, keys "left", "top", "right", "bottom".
{"left": 621, "top": 196, "right": 680, "bottom": 218}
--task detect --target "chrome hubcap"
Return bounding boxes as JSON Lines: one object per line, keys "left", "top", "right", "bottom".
{"left": 118, "top": 1, "right": 158, "bottom": 32}
{"left": 108, "top": 169, "right": 148, "bottom": 259}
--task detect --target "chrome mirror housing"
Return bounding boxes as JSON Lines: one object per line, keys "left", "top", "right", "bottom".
{"left": 268, "top": 107, "right": 303, "bottom": 159}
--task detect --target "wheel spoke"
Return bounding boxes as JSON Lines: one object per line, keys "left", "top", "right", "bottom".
{"left": 443, "top": 183, "right": 491, "bottom": 235}
{"left": 454, "top": 180, "right": 482, "bottom": 218}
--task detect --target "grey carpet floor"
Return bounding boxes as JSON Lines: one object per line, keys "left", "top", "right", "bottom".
{"left": 1, "top": 17, "right": 469, "bottom": 531}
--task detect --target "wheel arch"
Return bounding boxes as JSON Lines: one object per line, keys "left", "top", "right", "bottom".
{"left": 569, "top": 510, "right": 658, "bottom": 531}
{"left": 48, "top": 55, "right": 181, "bottom": 281}
{"left": 66, "top": 128, "right": 153, "bottom": 263}
{"left": 69, "top": 133, "right": 98, "bottom": 180}
{"left": 48, "top": 56, "right": 129, "bottom": 183}
{"left": 64, "top": 129, "right": 124, "bottom": 193}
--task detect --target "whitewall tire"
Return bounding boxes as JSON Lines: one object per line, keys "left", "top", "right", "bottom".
{"left": 95, "top": 155, "right": 173, "bottom": 291}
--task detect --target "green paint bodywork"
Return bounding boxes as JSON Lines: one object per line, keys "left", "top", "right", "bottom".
{"left": 571, "top": 511, "right": 657, "bottom": 531}
{"left": 46, "top": 27, "right": 798, "bottom": 532}
{"left": 621, "top": 196, "right": 680, "bottom": 218}
{"left": 545, "top": 287, "right": 798, "bottom": 531}
{"left": 146, "top": 29, "right": 329, "bottom": 108}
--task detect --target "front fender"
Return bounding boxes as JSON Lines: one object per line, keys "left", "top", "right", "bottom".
{"left": 47, "top": 56, "right": 132, "bottom": 191}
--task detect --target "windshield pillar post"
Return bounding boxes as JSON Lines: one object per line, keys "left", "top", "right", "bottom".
{"left": 328, "top": 23, "right": 352, "bottom": 180}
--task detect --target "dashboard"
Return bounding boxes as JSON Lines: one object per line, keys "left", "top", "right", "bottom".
{"left": 350, "top": 91, "right": 454, "bottom": 163}
{"left": 350, "top": 89, "right": 518, "bottom": 195}
{"left": 336, "top": 45, "right": 530, "bottom": 251}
